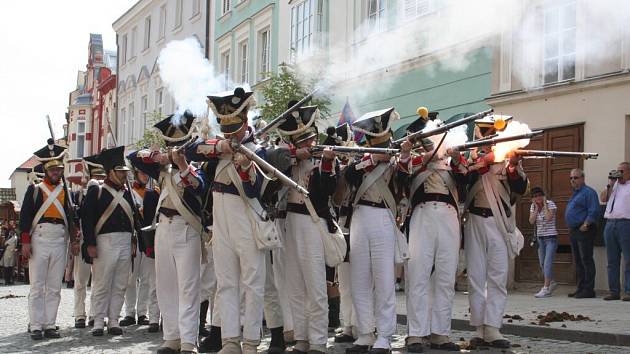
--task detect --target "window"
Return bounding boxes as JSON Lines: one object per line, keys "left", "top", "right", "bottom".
{"left": 543, "top": 1, "right": 576, "bottom": 84}
{"left": 76, "top": 121, "right": 86, "bottom": 158}
{"left": 144, "top": 16, "right": 151, "bottom": 50}
{"left": 120, "top": 108, "right": 126, "bottom": 144}
{"left": 221, "top": 50, "right": 231, "bottom": 86}
{"left": 121, "top": 34, "right": 128, "bottom": 63}
{"left": 159, "top": 5, "right": 167, "bottom": 39}
{"left": 192, "top": 0, "right": 201, "bottom": 16}
{"left": 239, "top": 41, "right": 248, "bottom": 83}
{"left": 156, "top": 88, "right": 163, "bottom": 115}
{"left": 290, "top": 0, "right": 323, "bottom": 56}
{"left": 175, "top": 0, "right": 183, "bottom": 28}
{"left": 129, "top": 103, "right": 135, "bottom": 141}
{"left": 403, "top": 0, "right": 430, "bottom": 20}
{"left": 222, "top": 0, "right": 231, "bottom": 15}
{"left": 141, "top": 95, "right": 148, "bottom": 131}
{"left": 130, "top": 26, "right": 137, "bottom": 58}
{"left": 258, "top": 29, "right": 271, "bottom": 80}
{"left": 367, "top": 0, "right": 386, "bottom": 34}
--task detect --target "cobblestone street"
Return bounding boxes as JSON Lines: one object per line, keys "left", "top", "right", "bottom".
{"left": 1, "top": 284, "right": 629, "bottom": 353}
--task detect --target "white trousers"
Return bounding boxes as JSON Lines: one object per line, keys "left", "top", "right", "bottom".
{"left": 123, "top": 249, "right": 149, "bottom": 318}
{"left": 285, "top": 212, "right": 328, "bottom": 345}
{"left": 264, "top": 251, "right": 284, "bottom": 329}
{"left": 91, "top": 232, "right": 132, "bottom": 329}
{"left": 406, "top": 202, "right": 460, "bottom": 337}
{"left": 465, "top": 214, "right": 508, "bottom": 329}
{"left": 350, "top": 206, "right": 396, "bottom": 348}
{"left": 141, "top": 256, "right": 160, "bottom": 323}
{"left": 337, "top": 262, "right": 355, "bottom": 329}
{"left": 200, "top": 244, "right": 220, "bottom": 327}
{"left": 273, "top": 217, "right": 293, "bottom": 331}
{"left": 73, "top": 242, "right": 93, "bottom": 320}
{"left": 213, "top": 192, "right": 265, "bottom": 341}
{"left": 155, "top": 215, "right": 201, "bottom": 344}
{"left": 28, "top": 223, "right": 67, "bottom": 331}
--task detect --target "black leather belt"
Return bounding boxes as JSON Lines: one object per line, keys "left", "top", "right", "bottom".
{"left": 469, "top": 206, "right": 493, "bottom": 218}
{"left": 212, "top": 182, "right": 239, "bottom": 196}
{"left": 339, "top": 205, "right": 353, "bottom": 217}
{"left": 39, "top": 217, "right": 64, "bottom": 225}
{"left": 159, "top": 207, "right": 180, "bottom": 218}
{"left": 286, "top": 203, "right": 309, "bottom": 215}
{"left": 417, "top": 193, "right": 453, "bottom": 205}
{"left": 357, "top": 200, "right": 387, "bottom": 209}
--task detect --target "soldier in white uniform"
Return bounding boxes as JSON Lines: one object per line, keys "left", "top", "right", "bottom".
{"left": 463, "top": 115, "right": 528, "bottom": 349}
{"left": 402, "top": 111, "right": 466, "bottom": 352}
{"left": 128, "top": 112, "right": 206, "bottom": 354}
{"left": 344, "top": 108, "right": 411, "bottom": 354}
{"left": 82, "top": 146, "right": 137, "bottom": 337}
{"left": 276, "top": 102, "right": 337, "bottom": 354}
{"left": 186, "top": 87, "right": 266, "bottom": 354}
{"left": 19, "top": 139, "right": 79, "bottom": 340}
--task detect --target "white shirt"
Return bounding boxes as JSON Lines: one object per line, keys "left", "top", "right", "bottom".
{"left": 604, "top": 181, "right": 630, "bottom": 219}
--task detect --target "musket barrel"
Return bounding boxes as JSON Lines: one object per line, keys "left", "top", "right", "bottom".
{"left": 311, "top": 145, "right": 400, "bottom": 155}
{"left": 254, "top": 89, "right": 320, "bottom": 138}
{"left": 514, "top": 150, "right": 599, "bottom": 159}
{"left": 452, "top": 130, "right": 543, "bottom": 151}
{"left": 393, "top": 108, "right": 493, "bottom": 146}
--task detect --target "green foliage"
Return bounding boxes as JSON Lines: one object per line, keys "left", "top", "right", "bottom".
{"left": 135, "top": 111, "right": 167, "bottom": 150}
{"left": 259, "top": 65, "right": 331, "bottom": 123}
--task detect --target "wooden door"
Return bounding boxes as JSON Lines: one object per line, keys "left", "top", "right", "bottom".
{"left": 515, "top": 124, "right": 584, "bottom": 284}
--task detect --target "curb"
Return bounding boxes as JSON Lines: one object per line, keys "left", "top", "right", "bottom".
{"left": 396, "top": 314, "right": 630, "bottom": 347}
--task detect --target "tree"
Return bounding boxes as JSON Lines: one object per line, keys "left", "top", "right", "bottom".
{"left": 134, "top": 111, "right": 167, "bottom": 150}
{"left": 259, "top": 64, "right": 331, "bottom": 123}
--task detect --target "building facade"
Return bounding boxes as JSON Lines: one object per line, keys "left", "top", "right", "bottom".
{"left": 113, "top": 0, "right": 210, "bottom": 147}
{"left": 487, "top": 0, "right": 630, "bottom": 289}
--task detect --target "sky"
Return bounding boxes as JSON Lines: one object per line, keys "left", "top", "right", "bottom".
{"left": 0, "top": 0, "right": 136, "bottom": 187}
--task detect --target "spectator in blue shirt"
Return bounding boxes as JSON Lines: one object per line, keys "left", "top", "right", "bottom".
{"left": 565, "top": 168, "right": 600, "bottom": 299}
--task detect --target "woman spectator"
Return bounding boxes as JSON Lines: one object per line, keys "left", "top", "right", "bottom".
{"left": 529, "top": 187, "right": 559, "bottom": 298}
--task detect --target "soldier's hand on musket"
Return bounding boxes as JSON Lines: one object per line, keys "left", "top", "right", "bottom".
{"left": 87, "top": 245, "right": 97, "bottom": 258}
{"left": 21, "top": 243, "right": 31, "bottom": 260}
{"left": 400, "top": 140, "right": 413, "bottom": 155}
{"left": 218, "top": 139, "right": 234, "bottom": 155}
{"left": 171, "top": 149, "right": 189, "bottom": 171}
{"left": 234, "top": 152, "right": 252, "bottom": 169}
{"left": 508, "top": 152, "right": 522, "bottom": 166}
{"left": 322, "top": 147, "right": 335, "bottom": 161}
{"left": 296, "top": 148, "right": 312, "bottom": 160}
{"left": 155, "top": 152, "right": 171, "bottom": 166}
{"left": 447, "top": 148, "right": 461, "bottom": 160}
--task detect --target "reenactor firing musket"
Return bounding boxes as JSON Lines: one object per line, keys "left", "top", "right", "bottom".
{"left": 450, "top": 130, "right": 544, "bottom": 151}
{"left": 254, "top": 88, "right": 320, "bottom": 139}
{"left": 512, "top": 149, "right": 598, "bottom": 159}
{"left": 310, "top": 145, "right": 400, "bottom": 156}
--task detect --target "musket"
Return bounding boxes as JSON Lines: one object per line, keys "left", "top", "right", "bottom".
{"left": 392, "top": 108, "right": 493, "bottom": 146}
{"left": 451, "top": 130, "right": 544, "bottom": 151}
{"left": 231, "top": 139, "right": 309, "bottom": 195}
{"left": 46, "top": 116, "right": 78, "bottom": 245}
{"left": 311, "top": 145, "right": 400, "bottom": 156}
{"left": 513, "top": 150, "right": 598, "bottom": 160}
{"left": 254, "top": 89, "right": 320, "bottom": 138}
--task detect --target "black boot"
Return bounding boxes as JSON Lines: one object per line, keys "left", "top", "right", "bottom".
{"left": 267, "top": 326, "right": 286, "bottom": 354}
{"left": 199, "top": 326, "right": 222, "bottom": 353}
{"left": 199, "top": 300, "right": 210, "bottom": 337}
{"left": 328, "top": 297, "right": 341, "bottom": 330}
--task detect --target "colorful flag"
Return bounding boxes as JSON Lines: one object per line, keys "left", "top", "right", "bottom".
{"left": 337, "top": 99, "right": 363, "bottom": 142}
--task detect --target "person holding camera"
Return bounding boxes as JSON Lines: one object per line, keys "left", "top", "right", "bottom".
{"left": 602, "top": 162, "right": 630, "bottom": 301}
{"left": 528, "top": 187, "right": 558, "bottom": 298}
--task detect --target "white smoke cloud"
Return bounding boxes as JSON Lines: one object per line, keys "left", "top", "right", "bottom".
{"left": 424, "top": 119, "right": 469, "bottom": 159}
{"left": 294, "top": 0, "right": 630, "bottom": 107}
{"left": 492, "top": 120, "right": 532, "bottom": 161}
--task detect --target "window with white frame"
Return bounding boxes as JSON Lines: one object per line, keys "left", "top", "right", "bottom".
{"left": 159, "top": 5, "right": 167, "bottom": 39}
{"left": 222, "top": 0, "right": 231, "bottom": 15}
{"left": 129, "top": 103, "right": 135, "bottom": 141}
{"left": 258, "top": 29, "right": 271, "bottom": 80}
{"left": 76, "top": 121, "right": 86, "bottom": 158}
{"left": 121, "top": 34, "right": 128, "bottom": 63}
{"left": 239, "top": 41, "right": 248, "bottom": 84}
{"left": 141, "top": 95, "right": 148, "bottom": 131}
{"left": 221, "top": 50, "right": 231, "bottom": 86}
{"left": 367, "top": 0, "right": 386, "bottom": 34}
{"left": 144, "top": 16, "right": 151, "bottom": 50}
{"left": 402, "top": 0, "right": 431, "bottom": 20}
{"left": 156, "top": 88, "right": 164, "bottom": 115}
{"left": 130, "top": 26, "right": 137, "bottom": 58}
{"left": 175, "top": 0, "right": 183, "bottom": 28}
{"left": 192, "top": 0, "right": 200, "bottom": 16}
{"left": 290, "top": 0, "right": 323, "bottom": 57}
{"left": 543, "top": 0, "right": 576, "bottom": 84}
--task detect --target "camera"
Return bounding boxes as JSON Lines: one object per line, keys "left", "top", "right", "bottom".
{"left": 608, "top": 169, "right": 622, "bottom": 180}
